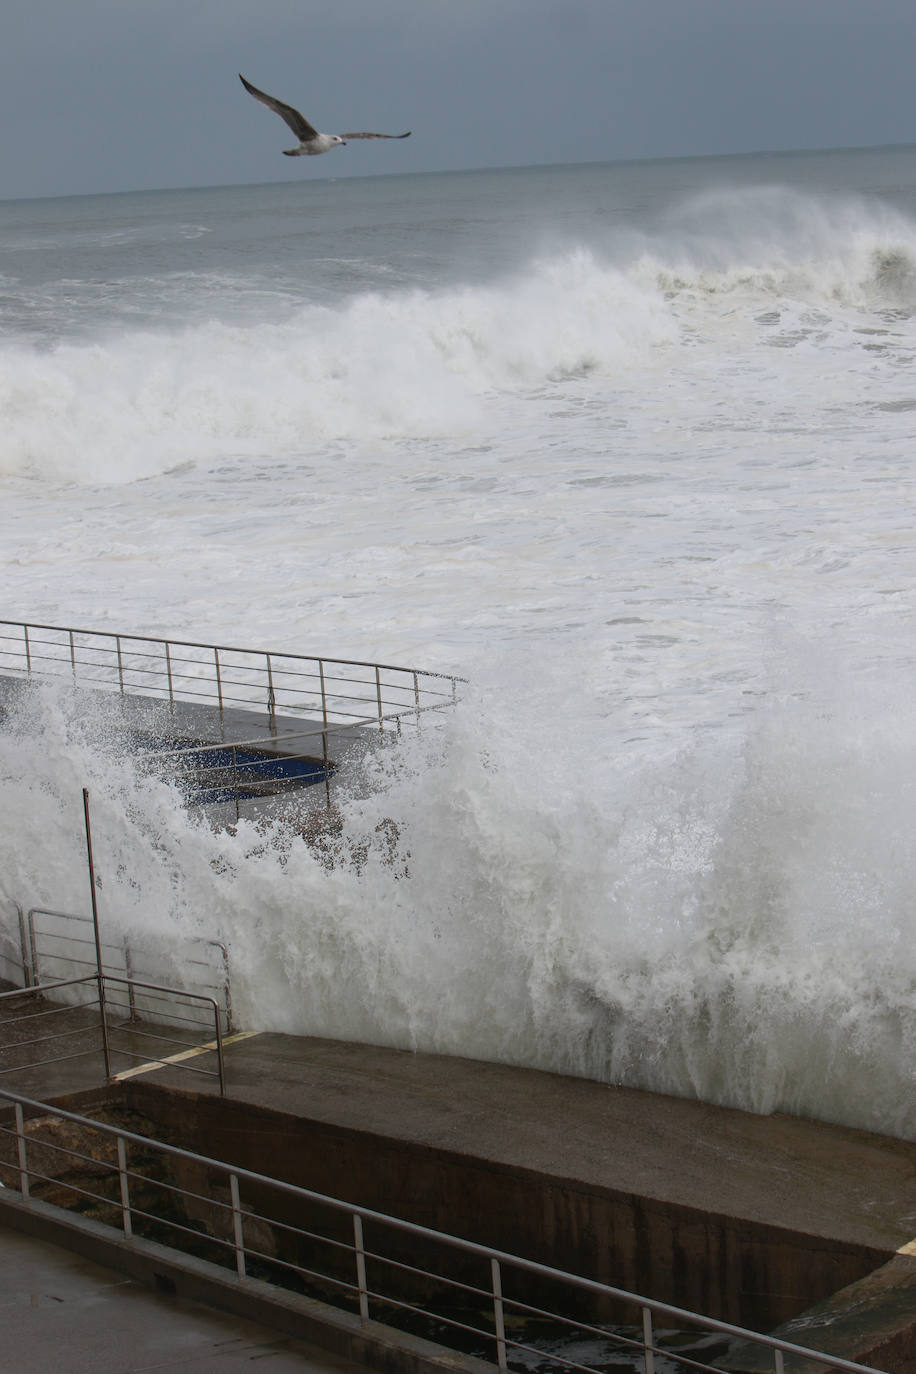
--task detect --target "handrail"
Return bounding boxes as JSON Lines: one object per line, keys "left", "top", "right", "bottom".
{"left": 0, "top": 620, "right": 462, "bottom": 681}
{"left": 0, "top": 899, "right": 31, "bottom": 988}
{"left": 0, "top": 1086, "right": 887, "bottom": 1374}
{"left": 0, "top": 975, "right": 225, "bottom": 1093}
{"left": 20, "top": 907, "right": 232, "bottom": 1031}
{"left": 0, "top": 619, "right": 463, "bottom": 733}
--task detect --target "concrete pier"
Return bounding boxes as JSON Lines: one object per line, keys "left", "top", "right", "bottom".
{"left": 37, "top": 1031, "right": 916, "bottom": 1333}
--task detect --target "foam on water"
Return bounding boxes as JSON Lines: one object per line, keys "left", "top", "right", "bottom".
{"left": 2, "top": 168, "right": 916, "bottom": 1138}
{"left": 2, "top": 650, "right": 915, "bottom": 1140}
{"left": 3, "top": 186, "right": 916, "bottom": 484}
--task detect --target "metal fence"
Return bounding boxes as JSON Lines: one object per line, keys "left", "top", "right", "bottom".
{"left": 19, "top": 906, "right": 232, "bottom": 1034}
{"left": 0, "top": 976, "right": 225, "bottom": 1093}
{"left": 0, "top": 899, "right": 30, "bottom": 989}
{"left": 0, "top": 619, "right": 461, "bottom": 732}
{"left": 0, "top": 1088, "right": 884, "bottom": 1374}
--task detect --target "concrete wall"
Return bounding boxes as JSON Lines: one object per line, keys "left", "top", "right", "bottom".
{"left": 122, "top": 1081, "right": 892, "bottom": 1332}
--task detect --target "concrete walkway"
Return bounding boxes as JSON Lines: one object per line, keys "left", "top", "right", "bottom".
{"left": 0, "top": 1221, "right": 367, "bottom": 1374}
{"left": 143, "top": 1032, "right": 916, "bottom": 1253}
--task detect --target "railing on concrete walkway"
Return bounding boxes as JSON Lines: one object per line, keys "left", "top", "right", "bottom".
{"left": 0, "top": 619, "right": 461, "bottom": 732}
{"left": 17, "top": 906, "right": 232, "bottom": 1034}
{"left": 0, "top": 899, "right": 30, "bottom": 989}
{"left": 0, "top": 976, "right": 225, "bottom": 1094}
{"left": 0, "top": 1088, "right": 885, "bottom": 1374}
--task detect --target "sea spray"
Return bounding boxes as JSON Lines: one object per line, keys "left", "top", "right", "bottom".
{"left": 2, "top": 659, "right": 914, "bottom": 1140}
{"left": 7, "top": 184, "right": 916, "bottom": 484}
{"left": 3, "top": 159, "right": 916, "bottom": 1141}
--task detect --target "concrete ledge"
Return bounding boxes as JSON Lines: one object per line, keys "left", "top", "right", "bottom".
{"left": 0, "top": 1188, "right": 495, "bottom": 1374}
{"left": 721, "top": 1248, "right": 916, "bottom": 1374}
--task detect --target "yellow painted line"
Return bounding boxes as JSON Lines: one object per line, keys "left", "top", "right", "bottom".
{"left": 113, "top": 1030, "right": 261, "bottom": 1082}
{"left": 897, "top": 1239, "right": 916, "bottom": 1256}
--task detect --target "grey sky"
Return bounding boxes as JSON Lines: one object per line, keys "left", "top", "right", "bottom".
{"left": 3, "top": 0, "right": 916, "bottom": 200}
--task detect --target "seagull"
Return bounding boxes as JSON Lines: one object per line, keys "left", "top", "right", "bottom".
{"left": 239, "top": 74, "right": 411, "bottom": 156}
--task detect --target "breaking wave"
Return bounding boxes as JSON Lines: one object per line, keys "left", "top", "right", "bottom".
{"left": 3, "top": 185, "right": 916, "bottom": 484}
{"left": 2, "top": 663, "right": 915, "bottom": 1142}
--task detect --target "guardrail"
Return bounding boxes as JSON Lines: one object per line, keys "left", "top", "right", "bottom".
{"left": 0, "top": 899, "right": 30, "bottom": 989}
{"left": 20, "top": 906, "right": 232, "bottom": 1033}
{"left": 0, "top": 619, "right": 461, "bottom": 732}
{"left": 0, "top": 1088, "right": 884, "bottom": 1374}
{"left": 0, "top": 976, "right": 225, "bottom": 1093}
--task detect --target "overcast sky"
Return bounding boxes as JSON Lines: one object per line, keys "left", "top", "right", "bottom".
{"left": 3, "top": 0, "right": 916, "bottom": 200}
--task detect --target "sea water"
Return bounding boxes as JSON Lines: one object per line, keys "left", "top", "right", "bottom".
{"left": 1, "top": 147, "right": 915, "bottom": 1139}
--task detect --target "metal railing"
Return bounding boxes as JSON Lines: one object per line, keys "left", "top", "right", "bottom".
{"left": 20, "top": 906, "right": 232, "bottom": 1033}
{"left": 0, "top": 899, "right": 30, "bottom": 989}
{"left": 0, "top": 1088, "right": 885, "bottom": 1374}
{"left": 0, "top": 619, "right": 462, "bottom": 732}
{"left": 0, "top": 976, "right": 225, "bottom": 1094}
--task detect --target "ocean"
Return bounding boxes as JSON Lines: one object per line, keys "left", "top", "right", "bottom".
{"left": 1, "top": 146, "right": 915, "bottom": 1140}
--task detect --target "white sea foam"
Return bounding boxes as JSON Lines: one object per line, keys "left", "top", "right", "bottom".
{"left": 3, "top": 186, "right": 916, "bottom": 485}
{"left": 2, "top": 166, "right": 916, "bottom": 1138}
{"left": 2, "top": 659, "right": 914, "bottom": 1140}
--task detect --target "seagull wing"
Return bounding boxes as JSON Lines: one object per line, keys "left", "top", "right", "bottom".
{"left": 239, "top": 74, "right": 319, "bottom": 142}
{"left": 340, "top": 130, "right": 412, "bottom": 141}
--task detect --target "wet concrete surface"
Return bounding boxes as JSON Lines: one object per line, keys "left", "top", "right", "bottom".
{"left": 137, "top": 1031, "right": 916, "bottom": 1254}
{"left": 0, "top": 1221, "right": 369, "bottom": 1373}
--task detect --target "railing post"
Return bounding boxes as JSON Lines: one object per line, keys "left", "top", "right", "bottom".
{"left": 209, "top": 941, "right": 233, "bottom": 1035}
{"left": 14, "top": 1103, "right": 30, "bottom": 1199}
{"left": 642, "top": 1307, "right": 655, "bottom": 1374}
{"left": 214, "top": 648, "right": 224, "bottom": 714}
{"left": 232, "top": 745, "right": 240, "bottom": 824}
{"left": 26, "top": 910, "right": 39, "bottom": 986}
{"left": 124, "top": 940, "right": 138, "bottom": 1021}
{"left": 413, "top": 671, "right": 421, "bottom": 724}
{"left": 375, "top": 666, "right": 384, "bottom": 733}
{"left": 211, "top": 1000, "right": 226, "bottom": 1097}
{"left": 117, "top": 1136, "right": 133, "bottom": 1238}
{"left": 491, "top": 1257, "right": 508, "bottom": 1372}
{"left": 23, "top": 623, "right": 31, "bottom": 674}
{"left": 69, "top": 629, "right": 77, "bottom": 680}
{"left": 230, "top": 1173, "right": 246, "bottom": 1278}
{"left": 165, "top": 641, "right": 175, "bottom": 707}
{"left": 116, "top": 635, "right": 125, "bottom": 695}
{"left": 266, "top": 653, "right": 276, "bottom": 729}
{"left": 82, "top": 789, "right": 112, "bottom": 1080}
{"left": 319, "top": 659, "right": 328, "bottom": 732}
{"left": 353, "top": 1213, "right": 369, "bottom": 1325}
{"left": 322, "top": 729, "right": 332, "bottom": 808}
{"left": 15, "top": 903, "right": 32, "bottom": 988}
{"left": 774, "top": 1350, "right": 785, "bottom": 1374}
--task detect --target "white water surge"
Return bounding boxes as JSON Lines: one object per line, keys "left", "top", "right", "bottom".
{"left": 1, "top": 157, "right": 916, "bottom": 1139}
